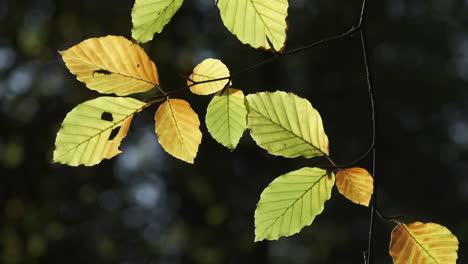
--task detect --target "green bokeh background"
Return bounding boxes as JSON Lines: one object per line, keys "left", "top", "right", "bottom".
{"left": 1, "top": 0, "right": 467, "bottom": 263}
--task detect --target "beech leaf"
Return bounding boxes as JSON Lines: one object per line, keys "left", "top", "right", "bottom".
{"left": 60, "top": 35, "right": 159, "bottom": 96}
{"left": 216, "top": 0, "right": 289, "bottom": 52}
{"left": 206, "top": 88, "right": 247, "bottom": 149}
{"left": 131, "top": 0, "right": 184, "bottom": 43}
{"left": 255, "top": 167, "right": 334, "bottom": 241}
{"left": 389, "top": 222, "right": 459, "bottom": 264}
{"left": 53, "top": 97, "right": 147, "bottom": 166}
{"left": 246, "top": 91, "right": 329, "bottom": 158}
{"left": 155, "top": 99, "right": 202, "bottom": 163}
{"left": 336, "top": 167, "right": 373, "bottom": 206}
{"left": 188, "top": 58, "right": 230, "bottom": 95}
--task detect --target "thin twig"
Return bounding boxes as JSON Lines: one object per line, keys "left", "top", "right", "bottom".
{"left": 375, "top": 208, "right": 403, "bottom": 224}
{"left": 150, "top": 27, "right": 360, "bottom": 99}
{"left": 284, "top": 26, "right": 359, "bottom": 56}
{"left": 357, "top": 0, "right": 378, "bottom": 262}
{"left": 358, "top": 0, "right": 368, "bottom": 27}
{"left": 145, "top": 5, "right": 382, "bottom": 263}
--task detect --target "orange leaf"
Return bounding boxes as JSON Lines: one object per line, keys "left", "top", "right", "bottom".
{"left": 335, "top": 167, "right": 373, "bottom": 206}
{"left": 389, "top": 222, "right": 459, "bottom": 264}
{"left": 154, "top": 99, "right": 202, "bottom": 163}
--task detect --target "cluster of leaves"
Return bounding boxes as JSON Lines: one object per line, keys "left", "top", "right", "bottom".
{"left": 52, "top": 0, "right": 460, "bottom": 262}
{"left": 131, "top": 0, "right": 288, "bottom": 51}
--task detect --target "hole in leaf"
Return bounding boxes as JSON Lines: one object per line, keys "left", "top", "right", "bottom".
{"left": 93, "top": 69, "right": 112, "bottom": 77}
{"left": 101, "top": 112, "right": 113, "bottom": 122}
{"left": 137, "top": 64, "right": 140, "bottom": 68}
{"left": 108, "top": 127, "right": 120, "bottom": 140}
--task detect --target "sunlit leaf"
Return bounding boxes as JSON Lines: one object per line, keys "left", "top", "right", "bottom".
{"left": 246, "top": 91, "right": 329, "bottom": 158}
{"left": 389, "top": 222, "right": 459, "bottom": 264}
{"left": 336, "top": 167, "right": 373, "bottom": 206}
{"left": 132, "top": 0, "right": 184, "bottom": 43}
{"left": 188, "top": 58, "right": 230, "bottom": 95}
{"left": 155, "top": 99, "right": 202, "bottom": 163}
{"left": 255, "top": 167, "right": 334, "bottom": 241}
{"left": 53, "top": 97, "right": 147, "bottom": 166}
{"left": 206, "top": 88, "right": 247, "bottom": 149}
{"left": 60, "top": 35, "right": 159, "bottom": 96}
{"left": 216, "top": 0, "right": 288, "bottom": 52}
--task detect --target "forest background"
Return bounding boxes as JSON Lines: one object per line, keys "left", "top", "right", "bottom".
{"left": 0, "top": 0, "right": 467, "bottom": 263}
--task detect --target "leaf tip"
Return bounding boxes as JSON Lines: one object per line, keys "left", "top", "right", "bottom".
{"left": 254, "top": 236, "right": 263, "bottom": 242}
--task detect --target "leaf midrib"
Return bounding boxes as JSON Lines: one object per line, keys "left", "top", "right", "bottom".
{"left": 402, "top": 224, "right": 441, "bottom": 264}
{"left": 55, "top": 104, "right": 147, "bottom": 161}
{"left": 167, "top": 100, "right": 191, "bottom": 156}
{"left": 66, "top": 55, "right": 158, "bottom": 87}
{"left": 249, "top": 106, "right": 327, "bottom": 156}
{"left": 248, "top": 0, "right": 279, "bottom": 47}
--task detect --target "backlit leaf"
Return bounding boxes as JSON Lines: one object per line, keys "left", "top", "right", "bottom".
{"left": 255, "top": 167, "right": 334, "bottom": 241}
{"left": 336, "top": 167, "right": 373, "bottom": 206}
{"left": 155, "top": 99, "right": 202, "bottom": 163}
{"left": 188, "top": 59, "right": 230, "bottom": 95}
{"left": 389, "top": 222, "right": 459, "bottom": 264}
{"left": 132, "top": 0, "right": 184, "bottom": 43}
{"left": 246, "top": 91, "right": 329, "bottom": 158}
{"left": 53, "top": 97, "right": 147, "bottom": 166}
{"left": 206, "top": 88, "right": 247, "bottom": 149}
{"left": 60, "top": 35, "right": 159, "bottom": 96}
{"left": 216, "top": 0, "right": 288, "bottom": 52}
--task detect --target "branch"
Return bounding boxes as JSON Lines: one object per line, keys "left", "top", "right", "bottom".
{"left": 143, "top": 26, "right": 360, "bottom": 104}
{"left": 357, "top": 0, "right": 378, "bottom": 262}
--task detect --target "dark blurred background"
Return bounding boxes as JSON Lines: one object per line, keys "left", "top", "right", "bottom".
{"left": 1, "top": 0, "right": 467, "bottom": 263}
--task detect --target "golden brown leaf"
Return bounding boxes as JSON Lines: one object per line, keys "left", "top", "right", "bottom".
{"left": 154, "top": 99, "right": 202, "bottom": 163}
{"left": 60, "top": 35, "right": 159, "bottom": 96}
{"left": 335, "top": 167, "right": 373, "bottom": 206}
{"left": 389, "top": 222, "right": 459, "bottom": 264}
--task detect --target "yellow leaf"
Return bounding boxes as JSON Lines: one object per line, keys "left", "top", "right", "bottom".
{"left": 53, "top": 97, "right": 148, "bottom": 166}
{"left": 155, "top": 99, "right": 202, "bottom": 163}
{"left": 188, "top": 59, "right": 230, "bottom": 95}
{"left": 60, "top": 35, "right": 159, "bottom": 96}
{"left": 389, "top": 222, "right": 459, "bottom": 264}
{"left": 335, "top": 167, "right": 373, "bottom": 206}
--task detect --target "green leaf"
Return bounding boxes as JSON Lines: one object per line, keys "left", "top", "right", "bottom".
{"left": 246, "top": 91, "right": 329, "bottom": 158}
{"left": 132, "top": 0, "right": 184, "bottom": 43}
{"left": 206, "top": 88, "right": 247, "bottom": 149}
{"left": 216, "top": 0, "right": 288, "bottom": 52}
{"left": 53, "top": 97, "right": 148, "bottom": 166}
{"left": 255, "top": 167, "right": 334, "bottom": 241}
